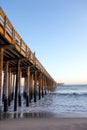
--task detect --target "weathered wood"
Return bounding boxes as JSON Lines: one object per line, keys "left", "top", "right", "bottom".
{"left": 30, "top": 73, "right": 34, "bottom": 100}
{"left": 14, "top": 60, "right": 20, "bottom": 111}
{"left": 8, "top": 69, "right": 12, "bottom": 106}
{"left": 44, "top": 77, "right": 47, "bottom": 95}
{"left": 0, "top": 48, "right": 4, "bottom": 106}
{"left": 23, "top": 77, "right": 27, "bottom": 99}
{"left": 26, "top": 66, "right": 30, "bottom": 106}
{"left": 12, "top": 74, "right": 15, "bottom": 100}
{"left": 40, "top": 73, "right": 43, "bottom": 98}
{"left": 28, "top": 67, "right": 31, "bottom": 103}
{"left": 5, "top": 50, "right": 15, "bottom": 58}
{"left": 38, "top": 74, "right": 41, "bottom": 100}
{"left": 18, "top": 70, "right": 22, "bottom": 107}
{"left": 9, "top": 48, "right": 21, "bottom": 58}
{"left": 4, "top": 61, "right": 9, "bottom": 112}
{"left": 25, "top": 76, "right": 28, "bottom": 106}
{"left": 2, "top": 73, "right": 5, "bottom": 102}
{"left": 0, "top": 44, "right": 15, "bottom": 49}
{"left": 42, "top": 75, "right": 44, "bottom": 98}
{"left": 34, "top": 71, "right": 37, "bottom": 102}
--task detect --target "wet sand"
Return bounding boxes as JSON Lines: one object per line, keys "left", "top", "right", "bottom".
{"left": 0, "top": 115, "right": 87, "bottom": 130}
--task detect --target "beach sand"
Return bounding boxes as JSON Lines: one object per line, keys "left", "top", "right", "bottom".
{"left": 0, "top": 116, "right": 87, "bottom": 130}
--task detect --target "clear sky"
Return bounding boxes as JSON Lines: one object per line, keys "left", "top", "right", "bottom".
{"left": 0, "top": 0, "right": 87, "bottom": 84}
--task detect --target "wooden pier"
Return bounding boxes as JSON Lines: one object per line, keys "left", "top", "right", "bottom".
{"left": 0, "top": 7, "right": 57, "bottom": 112}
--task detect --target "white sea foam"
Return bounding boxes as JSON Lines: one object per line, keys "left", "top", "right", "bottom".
{"left": 1, "top": 85, "right": 87, "bottom": 119}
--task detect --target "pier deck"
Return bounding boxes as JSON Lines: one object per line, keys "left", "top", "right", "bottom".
{"left": 0, "top": 7, "right": 57, "bottom": 112}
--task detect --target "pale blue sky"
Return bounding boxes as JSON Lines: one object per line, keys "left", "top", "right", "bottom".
{"left": 0, "top": 0, "right": 87, "bottom": 84}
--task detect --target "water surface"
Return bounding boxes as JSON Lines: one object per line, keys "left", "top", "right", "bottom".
{"left": 1, "top": 84, "right": 87, "bottom": 119}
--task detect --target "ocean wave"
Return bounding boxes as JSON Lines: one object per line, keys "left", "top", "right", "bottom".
{"left": 50, "top": 92, "right": 87, "bottom": 96}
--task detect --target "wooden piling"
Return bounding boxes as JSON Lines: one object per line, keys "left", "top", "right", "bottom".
{"left": 2, "top": 72, "right": 5, "bottom": 102}
{"left": 8, "top": 69, "right": 12, "bottom": 106}
{"left": 25, "top": 76, "right": 28, "bottom": 106}
{"left": 30, "top": 73, "right": 34, "bottom": 100}
{"left": 0, "top": 48, "right": 4, "bottom": 107}
{"left": 18, "top": 70, "right": 22, "bottom": 107}
{"left": 14, "top": 60, "right": 20, "bottom": 111}
{"left": 42, "top": 75, "right": 44, "bottom": 98}
{"left": 23, "top": 77, "right": 27, "bottom": 99}
{"left": 26, "top": 66, "right": 30, "bottom": 107}
{"left": 12, "top": 74, "right": 15, "bottom": 100}
{"left": 34, "top": 71, "right": 37, "bottom": 102}
{"left": 44, "top": 77, "right": 47, "bottom": 95}
{"left": 4, "top": 61, "right": 9, "bottom": 112}
{"left": 38, "top": 74, "right": 41, "bottom": 100}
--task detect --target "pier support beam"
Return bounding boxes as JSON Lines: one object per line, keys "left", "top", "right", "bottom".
{"left": 34, "top": 71, "right": 37, "bottom": 102}
{"left": 30, "top": 73, "right": 34, "bottom": 100}
{"left": 38, "top": 74, "right": 41, "bottom": 100}
{"left": 23, "top": 77, "right": 27, "bottom": 99}
{"left": 2, "top": 74, "right": 5, "bottom": 102}
{"left": 12, "top": 74, "right": 15, "bottom": 100}
{"left": 18, "top": 70, "right": 22, "bottom": 107}
{"left": 14, "top": 60, "right": 20, "bottom": 111}
{"left": 4, "top": 61, "right": 9, "bottom": 112}
{"left": 8, "top": 69, "right": 12, "bottom": 106}
{"left": 44, "top": 77, "right": 47, "bottom": 95}
{"left": 40, "top": 73, "right": 43, "bottom": 98}
{"left": 0, "top": 48, "right": 4, "bottom": 107}
{"left": 26, "top": 66, "right": 30, "bottom": 107}
{"left": 42, "top": 75, "right": 44, "bottom": 98}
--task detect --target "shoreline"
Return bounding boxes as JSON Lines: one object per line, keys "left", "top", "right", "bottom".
{"left": 1, "top": 116, "right": 87, "bottom": 130}
{"left": 1, "top": 111, "right": 87, "bottom": 120}
{"left": 1, "top": 112, "right": 87, "bottom": 130}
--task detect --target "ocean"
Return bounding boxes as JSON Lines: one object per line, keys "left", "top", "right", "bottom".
{"left": 1, "top": 84, "right": 87, "bottom": 119}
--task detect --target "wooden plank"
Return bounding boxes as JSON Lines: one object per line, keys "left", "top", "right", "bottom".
{"left": 0, "top": 44, "right": 15, "bottom": 49}
{"left": 0, "top": 26, "right": 4, "bottom": 35}
{"left": 5, "top": 32, "right": 12, "bottom": 43}
{"left": 9, "top": 48, "right": 21, "bottom": 57}
{"left": 5, "top": 50, "right": 15, "bottom": 58}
